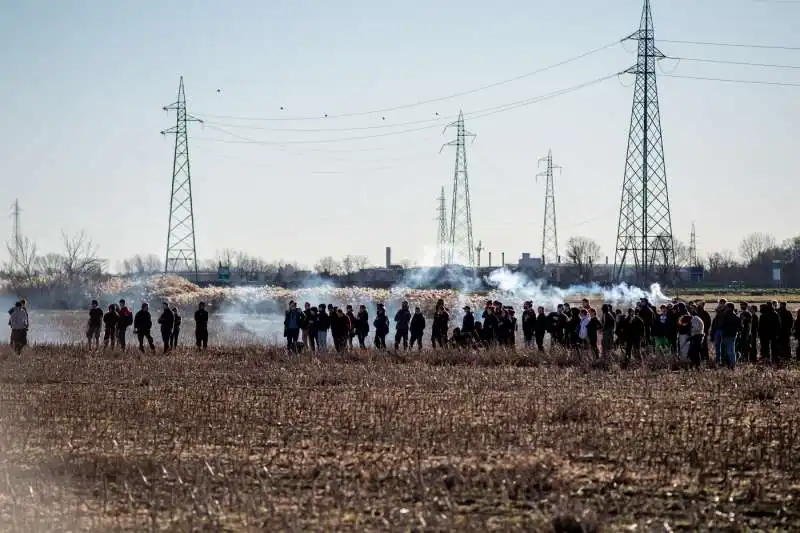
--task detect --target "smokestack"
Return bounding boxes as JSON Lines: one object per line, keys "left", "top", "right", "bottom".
{"left": 501, "top": 252, "right": 505, "bottom": 266}
{"left": 488, "top": 252, "right": 492, "bottom": 267}
{"left": 385, "top": 247, "right": 391, "bottom": 268}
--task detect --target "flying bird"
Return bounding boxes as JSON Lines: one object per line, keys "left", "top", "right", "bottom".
{"left": 280, "top": 106, "right": 284, "bottom": 110}
{"left": 216, "top": 88, "right": 222, "bottom": 93}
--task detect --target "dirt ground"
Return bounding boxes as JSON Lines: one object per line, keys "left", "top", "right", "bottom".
{"left": 1, "top": 347, "right": 800, "bottom": 532}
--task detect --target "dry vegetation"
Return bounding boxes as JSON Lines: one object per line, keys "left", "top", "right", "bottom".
{"left": 1, "top": 345, "right": 800, "bottom": 533}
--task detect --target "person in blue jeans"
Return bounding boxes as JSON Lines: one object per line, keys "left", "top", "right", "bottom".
{"left": 719, "top": 302, "right": 741, "bottom": 369}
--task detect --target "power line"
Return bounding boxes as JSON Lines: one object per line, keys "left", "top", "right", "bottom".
{"left": 660, "top": 39, "right": 800, "bottom": 51}
{"left": 662, "top": 73, "right": 800, "bottom": 87}
{"left": 667, "top": 56, "right": 800, "bottom": 70}
{"left": 194, "top": 40, "right": 620, "bottom": 122}
{"left": 196, "top": 73, "right": 618, "bottom": 146}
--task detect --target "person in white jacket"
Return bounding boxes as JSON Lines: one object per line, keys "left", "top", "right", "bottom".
{"left": 8, "top": 301, "right": 29, "bottom": 354}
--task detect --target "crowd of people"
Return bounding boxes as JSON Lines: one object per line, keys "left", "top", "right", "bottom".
{"left": 5, "top": 295, "right": 800, "bottom": 368}
{"left": 283, "top": 297, "right": 800, "bottom": 368}
{"left": 5, "top": 299, "right": 210, "bottom": 355}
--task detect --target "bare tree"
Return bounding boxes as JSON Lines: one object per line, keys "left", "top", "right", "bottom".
{"left": 739, "top": 232, "right": 776, "bottom": 265}
{"left": 314, "top": 256, "right": 342, "bottom": 275}
{"left": 707, "top": 250, "right": 737, "bottom": 274}
{"left": 37, "top": 253, "right": 66, "bottom": 276}
{"left": 351, "top": 255, "right": 370, "bottom": 271}
{"left": 3, "top": 236, "right": 38, "bottom": 282}
{"left": 565, "top": 236, "right": 601, "bottom": 282}
{"left": 121, "top": 254, "right": 162, "bottom": 276}
{"left": 61, "top": 231, "right": 104, "bottom": 279}
{"left": 216, "top": 249, "right": 236, "bottom": 267}
{"left": 673, "top": 239, "right": 690, "bottom": 269}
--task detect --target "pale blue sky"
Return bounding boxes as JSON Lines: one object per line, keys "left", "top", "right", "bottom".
{"left": 1, "top": 0, "right": 798, "bottom": 270}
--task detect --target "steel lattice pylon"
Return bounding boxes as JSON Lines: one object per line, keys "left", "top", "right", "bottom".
{"left": 436, "top": 186, "right": 449, "bottom": 266}
{"left": 441, "top": 110, "right": 476, "bottom": 267}
{"left": 161, "top": 76, "right": 202, "bottom": 280}
{"left": 537, "top": 149, "right": 560, "bottom": 265}
{"left": 614, "top": 0, "right": 675, "bottom": 284}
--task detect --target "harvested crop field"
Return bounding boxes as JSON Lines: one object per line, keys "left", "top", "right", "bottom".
{"left": 1, "top": 347, "right": 800, "bottom": 532}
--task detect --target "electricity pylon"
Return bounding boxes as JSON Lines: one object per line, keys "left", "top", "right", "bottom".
{"left": 436, "top": 186, "right": 449, "bottom": 266}
{"left": 441, "top": 110, "right": 476, "bottom": 267}
{"left": 613, "top": 0, "right": 675, "bottom": 284}
{"left": 689, "top": 222, "right": 697, "bottom": 267}
{"left": 161, "top": 76, "right": 202, "bottom": 280}
{"left": 537, "top": 150, "right": 560, "bottom": 265}
{"left": 10, "top": 199, "right": 21, "bottom": 265}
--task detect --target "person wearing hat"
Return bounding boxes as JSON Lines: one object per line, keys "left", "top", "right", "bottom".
{"left": 461, "top": 305, "right": 475, "bottom": 335}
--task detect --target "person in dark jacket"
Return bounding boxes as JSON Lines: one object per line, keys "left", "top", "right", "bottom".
{"left": 481, "top": 306, "right": 498, "bottom": 345}
{"left": 305, "top": 306, "right": 318, "bottom": 352}
{"left": 521, "top": 302, "right": 535, "bottom": 348}
{"left": 720, "top": 302, "right": 741, "bottom": 369}
{"left": 170, "top": 306, "right": 181, "bottom": 349}
{"left": 431, "top": 303, "right": 450, "bottom": 348}
{"left": 794, "top": 309, "right": 800, "bottom": 360}
{"left": 316, "top": 304, "right": 330, "bottom": 351}
{"left": 624, "top": 309, "right": 644, "bottom": 361}
{"left": 638, "top": 299, "right": 654, "bottom": 347}
{"left": 461, "top": 306, "right": 475, "bottom": 336}
{"left": 134, "top": 303, "right": 155, "bottom": 353}
{"left": 410, "top": 307, "right": 425, "bottom": 350}
{"left": 749, "top": 305, "right": 760, "bottom": 362}
{"left": 758, "top": 303, "right": 781, "bottom": 363}
{"left": 284, "top": 301, "right": 303, "bottom": 353}
{"left": 345, "top": 305, "right": 357, "bottom": 348}
{"left": 696, "top": 302, "right": 712, "bottom": 361}
{"left": 157, "top": 302, "right": 174, "bottom": 354}
{"left": 117, "top": 299, "right": 133, "bottom": 350}
{"left": 601, "top": 304, "right": 616, "bottom": 355}
{"left": 373, "top": 304, "right": 389, "bottom": 349}
{"left": 87, "top": 300, "right": 104, "bottom": 349}
{"left": 394, "top": 301, "right": 412, "bottom": 350}
{"left": 534, "top": 306, "right": 548, "bottom": 351}
{"left": 194, "top": 301, "right": 209, "bottom": 350}
{"left": 355, "top": 305, "right": 369, "bottom": 348}
{"left": 331, "top": 308, "right": 351, "bottom": 352}
{"left": 103, "top": 304, "right": 118, "bottom": 349}
{"left": 737, "top": 302, "right": 752, "bottom": 362}
{"left": 586, "top": 308, "right": 602, "bottom": 358}
{"left": 778, "top": 302, "right": 793, "bottom": 361}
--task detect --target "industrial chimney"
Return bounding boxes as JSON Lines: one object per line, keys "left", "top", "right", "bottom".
{"left": 501, "top": 252, "right": 505, "bottom": 266}
{"left": 385, "top": 246, "right": 391, "bottom": 268}
{"left": 488, "top": 252, "right": 492, "bottom": 267}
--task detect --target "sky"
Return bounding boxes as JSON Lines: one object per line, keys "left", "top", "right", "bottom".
{"left": 0, "top": 0, "right": 798, "bottom": 272}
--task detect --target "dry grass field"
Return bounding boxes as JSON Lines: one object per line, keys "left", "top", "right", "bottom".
{"left": 2, "top": 346, "right": 800, "bottom": 532}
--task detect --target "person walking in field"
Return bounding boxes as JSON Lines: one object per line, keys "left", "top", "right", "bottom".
{"left": 373, "top": 304, "right": 389, "bottom": 350}
{"left": 355, "top": 305, "right": 369, "bottom": 348}
{"left": 117, "top": 299, "right": 133, "bottom": 350}
{"left": 409, "top": 306, "right": 425, "bottom": 350}
{"left": 86, "top": 300, "right": 104, "bottom": 349}
{"left": 158, "top": 302, "right": 174, "bottom": 354}
{"left": 8, "top": 301, "right": 29, "bottom": 355}
{"left": 170, "top": 306, "right": 181, "bottom": 349}
{"left": 194, "top": 302, "right": 209, "bottom": 350}
{"left": 394, "top": 301, "right": 411, "bottom": 350}
{"left": 284, "top": 301, "right": 302, "bottom": 353}
{"left": 103, "top": 304, "right": 118, "bottom": 349}
{"left": 134, "top": 303, "right": 155, "bottom": 353}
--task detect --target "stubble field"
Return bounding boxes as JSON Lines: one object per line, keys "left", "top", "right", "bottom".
{"left": 1, "top": 345, "right": 800, "bottom": 532}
